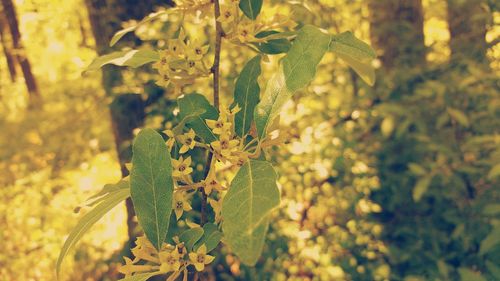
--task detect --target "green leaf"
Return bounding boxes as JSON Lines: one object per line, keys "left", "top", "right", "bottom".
{"left": 483, "top": 204, "right": 500, "bottom": 216}
{"left": 254, "top": 31, "right": 291, "bottom": 54}
{"left": 479, "top": 225, "right": 500, "bottom": 255}
{"left": 118, "top": 272, "right": 162, "bottom": 281}
{"left": 83, "top": 50, "right": 159, "bottom": 73}
{"left": 110, "top": 10, "right": 171, "bottom": 47}
{"left": 179, "top": 227, "right": 204, "bottom": 251}
{"left": 56, "top": 188, "right": 130, "bottom": 278}
{"left": 222, "top": 160, "right": 280, "bottom": 265}
{"left": 458, "top": 268, "right": 487, "bottom": 281}
{"left": 447, "top": 108, "right": 470, "bottom": 127}
{"left": 282, "top": 25, "right": 331, "bottom": 92}
{"left": 239, "top": 0, "right": 262, "bottom": 20}
{"left": 413, "top": 175, "right": 432, "bottom": 202}
{"left": 194, "top": 223, "right": 222, "bottom": 252}
{"left": 86, "top": 179, "right": 129, "bottom": 206}
{"left": 130, "top": 128, "right": 174, "bottom": 250}
{"left": 178, "top": 93, "right": 219, "bottom": 143}
{"left": 486, "top": 260, "right": 500, "bottom": 279}
{"left": 487, "top": 164, "right": 500, "bottom": 180}
{"left": 233, "top": 56, "right": 262, "bottom": 137}
{"left": 253, "top": 67, "right": 291, "bottom": 139}
{"left": 330, "top": 31, "right": 376, "bottom": 86}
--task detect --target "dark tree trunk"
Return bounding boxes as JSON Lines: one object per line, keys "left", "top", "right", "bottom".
{"left": 368, "top": 0, "right": 426, "bottom": 70}
{"left": 84, "top": 0, "right": 173, "bottom": 244}
{"left": 0, "top": 0, "right": 40, "bottom": 101}
{"left": 0, "top": 11, "right": 16, "bottom": 82}
{"left": 447, "top": 0, "right": 489, "bottom": 63}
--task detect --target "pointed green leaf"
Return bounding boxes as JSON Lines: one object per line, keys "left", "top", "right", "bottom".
{"left": 479, "top": 225, "right": 500, "bottom": 255}
{"left": 254, "top": 67, "right": 291, "bottom": 139}
{"left": 487, "top": 164, "right": 500, "bottom": 180}
{"left": 178, "top": 93, "right": 219, "bottom": 143}
{"left": 413, "top": 176, "right": 432, "bottom": 202}
{"left": 330, "top": 31, "right": 376, "bottom": 85}
{"left": 222, "top": 160, "right": 280, "bottom": 265}
{"left": 458, "top": 268, "right": 486, "bottom": 281}
{"left": 486, "top": 260, "right": 500, "bottom": 279}
{"left": 447, "top": 108, "right": 470, "bottom": 127}
{"left": 254, "top": 31, "right": 291, "bottom": 54}
{"left": 233, "top": 56, "right": 262, "bottom": 137}
{"left": 483, "top": 204, "right": 500, "bottom": 216}
{"left": 130, "top": 128, "right": 174, "bottom": 250}
{"left": 282, "top": 25, "right": 331, "bottom": 92}
{"left": 179, "top": 227, "right": 204, "bottom": 251}
{"left": 86, "top": 179, "right": 129, "bottom": 207}
{"left": 110, "top": 10, "right": 171, "bottom": 47}
{"left": 57, "top": 188, "right": 130, "bottom": 278}
{"left": 239, "top": 0, "right": 262, "bottom": 20}
{"left": 118, "top": 272, "right": 162, "bottom": 281}
{"left": 83, "top": 50, "right": 159, "bottom": 73}
{"left": 195, "top": 223, "right": 222, "bottom": 252}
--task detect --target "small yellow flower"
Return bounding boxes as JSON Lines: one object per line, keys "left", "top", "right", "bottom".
{"left": 229, "top": 151, "right": 249, "bottom": 167}
{"left": 206, "top": 115, "right": 232, "bottom": 135}
{"left": 204, "top": 169, "right": 225, "bottom": 194}
{"left": 172, "top": 156, "right": 193, "bottom": 177}
{"left": 218, "top": 5, "right": 235, "bottom": 23}
{"left": 159, "top": 248, "right": 181, "bottom": 273}
{"left": 168, "top": 38, "right": 185, "bottom": 56}
{"left": 178, "top": 129, "right": 196, "bottom": 154}
{"left": 118, "top": 257, "right": 155, "bottom": 277}
{"left": 211, "top": 136, "right": 239, "bottom": 160}
{"left": 236, "top": 23, "right": 255, "bottom": 43}
{"left": 187, "top": 39, "right": 209, "bottom": 61}
{"left": 189, "top": 245, "right": 215, "bottom": 271}
{"left": 173, "top": 191, "right": 192, "bottom": 219}
{"left": 164, "top": 129, "right": 176, "bottom": 150}
{"left": 209, "top": 198, "right": 223, "bottom": 223}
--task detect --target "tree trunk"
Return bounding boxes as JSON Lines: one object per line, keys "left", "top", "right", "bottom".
{"left": 84, "top": 0, "right": 173, "bottom": 244}
{"left": 447, "top": 0, "right": 489, "bottom": 63}
{"left": 368, "top": 0, "right": 426, "bottom": 70}
{"left": 0, "top": 10, "right": 16, "bottom": 82}
{"left": 0, "top": 0, "right": 40, "bottom": 101}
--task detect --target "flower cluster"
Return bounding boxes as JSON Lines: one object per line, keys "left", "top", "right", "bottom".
{"left": 153, "top": 30, "right": 210, "bottom": 94}
{"left": 119, "top": 235, "right": 215, "bottom": 278}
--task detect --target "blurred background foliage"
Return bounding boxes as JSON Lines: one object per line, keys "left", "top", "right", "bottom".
{"left": 0, "top": 0, "right": 499, "bottom": 280}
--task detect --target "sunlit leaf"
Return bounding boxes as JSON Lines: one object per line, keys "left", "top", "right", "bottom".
{"left": 239, "top": 0, "right": 262, "bottom": 20}
{"left": 177, "top": 93, "right": 219, "bottom": 143}
{"left": 282, "top": 25, "right": 331, "bottom": 92}
{"left": 110, "top": 10, "right": 171, "bottom": 46}
{"left": 483, "top": 204, "right": 500, "bottom": 216}
{"left": 330, "top": 31, "right": 376, "bottom": 86}
{"left": 83, "top": 50, "right": 159, "bottom": 73}
{"left": 413, "top": 175, "right": 432, "bottom": 202}
{"left": 447, "top": 108, "right": 470, "bottom": 127}
{"left": 130, "top": 128, "right": 174, "bottom": 250}
{"left": 479, "top": 225, "right": 500, "bottom": 255}
{"left": 86, "top": 179, "right": 129, "bottom": 207}
{"left": 487, "top": 164, "right": 500, "bottom": 180}
{"left": 179, "top": 227, "right": 204, "bottom": 251}
{"left": 233, "top": 55, "right": 262, "bottom": 137}
{"left": 458, "top": 268, "right": 486, "bottom": 281}
{"left": 56, "top": 188, "right": 130, "bottom": 278}
{"left": 254, "top": 67, "right": 291, "bottom": 139}
{"left": 222, "top": 160, "right": 280, "bottom": 265}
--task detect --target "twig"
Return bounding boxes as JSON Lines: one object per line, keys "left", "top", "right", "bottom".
{"left": 200, "top": 0, "right": 223, "bottom": 226}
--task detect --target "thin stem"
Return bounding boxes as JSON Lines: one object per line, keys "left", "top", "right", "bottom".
{"left": 200, "top": 0, "right": 223, "bottom": 226}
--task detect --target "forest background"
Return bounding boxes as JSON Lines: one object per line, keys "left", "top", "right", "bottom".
{"left": 0, "top": 0, "right": 499, "bottom": 280}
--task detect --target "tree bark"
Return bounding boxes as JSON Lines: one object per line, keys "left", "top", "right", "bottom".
{"left": 84, "top": 0, "right": 173, "bottom": 243}
{"left": 0, "top": 0, "right": 40, "bottom": 100}
{"left": 447, "top": 0, "right": 489, "bottom": 63}
{"left": 368, "top": 0, "right": 426, "bottom": 70}
{"left": 0, "top": 10, "right": 16, "bottom": 82}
